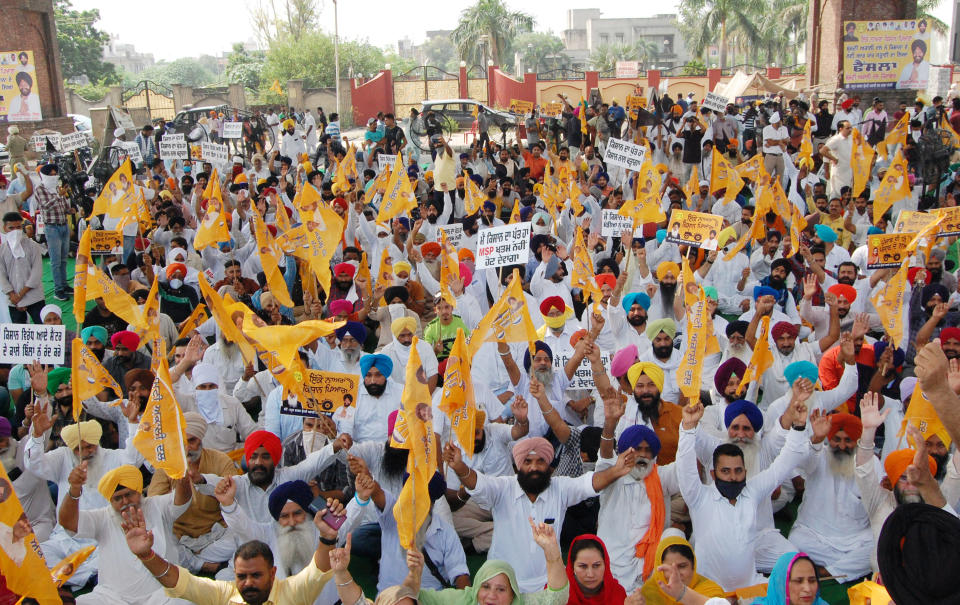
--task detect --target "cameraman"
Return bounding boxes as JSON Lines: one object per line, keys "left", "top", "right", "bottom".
{"left": 34, "top": 163, "right": 76, "bottom": 301}
{"left": 680, "top": 115, "right": 704, "bottom": 182}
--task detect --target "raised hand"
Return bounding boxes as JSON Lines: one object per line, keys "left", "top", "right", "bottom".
{"left": 314, "top": 497, "right": 345, "bottom": 540}
{"left": 948, "top": 357, "right": 960, "bottom": 395}
{"left": 329, "top": 533, "right": 352, "bottom": 572}
{"left": 624, "top": 588, "right": 647, "bottom": 605}
{"left": 916, "top": 340, "right": 950, "bottom": 394}
{"left": 30, "top": 401, "right": 53, "bottom": 437}
{"left": 656, "top": 563, "right": 688, "bottom": 602}
{"left": 406, "top": 548, "right": 425, "bottom": 575}
{"left": 852, "top": 313, "right": 870, "bottom": 339}
{"left": 28, "top": 361, "right": 49, "bottom": 396}
{"left": 529, "top": 518, "right": 561, "bottom": 558}
{"left": 120, "top": 396, "right": 143, "bottom": 424}
{"left": 511, "top": 397, "right": 529, "bottom": 425}
{"left": 613, "top": 448, "right": 638, "bottom": 476}
{"left": 791, "top": 377, "right": 815, "bottom": 404}
{"left": 354, "top": 473, "right": 376, "bottom": 501}
{"left": 802, "top": 273, "right": 818, "bottom": 299}
{"left": 860, "top": 392, "right": 891, "bottom": 430}
{"left": 839, "top": 331, "right": 855, "bottom": 360}
{"left": 809, "top": 409, "right": 831, "bottom": 443}
{"left": 68, "top": 460, "right": 88, "bottom": 494}
{"left": 346, "top": 454, "right": 369, "bottom": 477}
{"left": 681, "top": 401, "right": 704, "bottom": 430}
{"left": 121, "top": 506, "right": 155, "bottom": 558}
{"left": 603, "top": 391, "right": 626, "bottom": 423}
{"left": 529, "top": 376, "right": 546, "bottom": 402}
{"left": 213, "top": 476, "right": 236, "bottom": 506}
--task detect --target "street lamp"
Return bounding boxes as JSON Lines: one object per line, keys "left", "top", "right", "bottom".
{"left": 333, "top": 0, "right": 340, "bottom": 119}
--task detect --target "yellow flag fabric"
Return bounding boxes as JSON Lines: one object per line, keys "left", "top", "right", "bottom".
{"left": 82, "top": 262, "right": 142, "bottom": 326}
{"left": 71, "top": 338, "right": 122, "bottom": 420}
{"left": 877, "top": 113, "right": 909, "bottom": 160}
{"left": 375, "top": 248, "right": 394, "bottom": 291}
{"left": 134, "top": 341, "right": 188, "bottom": 479}
{"left": 357, "top": 251, "right": 373, "bottom": 299}
{"left": 683, "top": 166, "right": 699, "bottom": 209}
{"left": 276, "top": 206, "right": 344, "bottom": 296}
{"left": 847, "top": 580, "right": 891, "bottom": 605}
{"left": 798, "top": 120, "right": 813, "bottom": 165}
{"left": 570, "top": 227, "right": 602, "bottom": 306}
{"left": 438, "top": 229, "right": 460, "bottom": 307}
{"left": 734, "top": 153, "right": 766, "bottom": 183}
{"left": 364, "top": 166, "right": 392, "bottom": 206}
{"left": 377, "top": 154, "right": 418, "bottom": 224}
{"left": 73, "top": 228, "right": 92, "bottom": 322}
{"left": 242, "top": 317, "right": 343, "bottom": 370}
{"left": 710, "top": 148, "right": 744, "bottom": 204}
{"left": 88, "top": 159, "right": 147, "bottom": 232}
{"left": 295, "top": 182, "right": 323, "bottom": 216}
{"left": 194, "top": 169, "right": 231, "bottom": 251}
{"left": 677, "top": 287, "right": 710, "bottom": 400}
{"left": 850, "top": 129, "right": 875, "bottom": 198}
{"left": 737, "top": 316, "right": 774, "bottom": 395}
{"left": 333, "top": 146, "right": 359, "bottom": 193}
{"left": 873, "top": 150, "right": 913, "bottom": 223}
{"left": 899, "top": 386, "right": 952, "bottom": 448}
{"left": 509, "top": 197, "right": 522, "bottom": 224}
{"left": 392, "top": 338, "right": 438, "bottom": 550}
{"left": 463, "top": 170, "right": 485, "bottom": 216}
{"left": 274, "top": 191, "right": 293, "bottom": 234}
{"left": 250, "top": 205, "right": 295, "bottom": 307}
{"left": 270, "top": 79, "right": 283, "bottom": 96}
{"left": 579, "top": 98, "right": 589, "bottom": 135}
{"left": 871, "top": 262, "right": 909, "bottom": 349}
{"left": 941, "top": 115, "right": 960, "bottom": 147}
{"left": 177, "top": 303, "right": 209, "bottom": 340}
{"left": 47, "top": 545, "right": 97, "bottom": 591}
{"left": 438, "top": 329, "right": 478, "bottom": 456}
{"left": 468, "top": 269, "right": 539, "bottom": 356}
{"left": 0, "top": 463, "right": 60, "bottom": 605}
{"left": 132, "top": 277, "right": 161, "bottom": 347}
{"left": 788, "top": 204, "right": 807, "bottom": 258}
{"left": 197, "top": 277, "right": 258, "bottom": 364}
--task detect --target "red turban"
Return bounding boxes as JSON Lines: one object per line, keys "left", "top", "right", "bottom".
{"left": 245, "top": 430, "right": 282, "bottom": 464}
{"left": 771, "top": 321, "right": 799, "bottom": 340}
{"left": 907, "top": 267, "right": 924, "bottom": 285}
{"left": 134, "top": 236, "right": 151, "bottom": 251}
{"left": 421, "top": 242, "right": 442, "bottom": 258}
{"left": 539, "top": 296, "right": 565, "bottom": 315}
{"left": 333, "top": 262, "right": 356, "bottom": 278}
{"left": 841, "top": 98, "right": 855, "bottom": 110}
{"left": 266, "top": 224, "right": 278, "bottom": 237}
{"left": 332, "top": 197, "right": 349, "bottom": 211}
{"left": 828, "top": 283, "right": 857, "bottom": 303}
{"left": 828, "top": 413, "right": 863, "bottom": 441}
{"left": 166, "top": 262, "right": 187, "bottom": 280}
{"left": 885, "top": 448, "right": 937, "bottom": 485}
{"left": 595, "top": 273, "right": 617, "bottom": 290}
{"left": 941, "top": 327, "right": 960, "bottom": 344}
{"left": 111, "top": 330, "right": 140, "bottom": 352}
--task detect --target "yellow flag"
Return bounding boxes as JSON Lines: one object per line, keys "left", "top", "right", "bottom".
{"left": 847, "top": 580, "right": 891, "bottom": 605}
{"left": 873, "top": 150, "right": 912, "bottom": 223}
{"left": 197, "top": 277, "right": 258, "bottom": 364}
{"left": 375, "top": 248, "right": 394, "bottom": 291}
{"left": 871, "top": 261, "right": 909, "bottom": 349}
{"left": 276, "top": 206, "right": 344, "bottom": 296}
{"left": 438, "top": 229, "right": 460, "bottom": 307}
{"left": 579, "top": 98, "right": 589, "bottom": 135}
{"left": 677, "top": 287, "right": 710, "bottom": 401}
{"left": 274, "top": 191, "right": 293, "bottom": 234}
{"left": 377, "top": 154, "right": 418, "bottom": 224}
{"left": 82, "top": 262, "right": 142, "bottom": 326}
{"left": 194, "top": 169, "right": 231, "bottom": 251}
{"left": 73, "top": 228, "right": 92, "bottom": 322}
{"left": 438, "top": 329, "right": 478, "bottom": 456}
{"left": 468, "top": 269, "right": 539, "bottom": 356}
{"left": 0, "top": 463, "right": 60, "bottom": 605}
{"left": 392, "top": 338, "right": 438, "bottom": 549}
{"left": 295, "top": 182, "right": 323, "bottom": 218}
{"left": 356, "top": 251, "right": 373, "bottom": 299}
{"left": 877, "top": 113, "right": 909, "bottom": 161}
{"left": 850, "top": 129, "right": 875, "bottom": 198}
{"left": 242, "top": 316, "right": 343, "bottom": 370}
{"left": 899, "top": 386, "right": 952, "bottom": 448}
{"left": 364, "top": 165, "right": 392, "bottom": 206}
{"left": 89, "top": 159, "right": 145, "bottom": 232}
{"left": 508, "top": 197, "right": 522, "bottom": 224}
{"left": 683, "top": 166, "right": 699, "bottom": 209}
{"left": 46, "top": 545, "right": 97, "bottom": 592}
{"left": 250, "top": 205, "right": 295, "bottom": 307}
{"left": 71, "top": 338, "right": 122, "bottom": 420}
{"left": 463, "top": 170, "right": 485, "bottom": 216}
{"left": 737, "top": 315, "right": 774, "bottom": 395}
{"left": 681, "top": 256, "right": 700, "bottom": 308}
{"left": 177, "top": 303, "right": 209, "bottom": 340}
{"left": 710, "top": 148, "right": 744, "bottom": 204}
{"left": 734, "top": 153, "right": 767, "bottom": 183}
{"left": 570, "top": 227, "right": 602, "bottom": 306}
{"left": 132, "top": 277, "right": 161, "bottom": 346}
{"left": 797, "top": 119, "right": 813, "bottom": 165}
{"left": 333, "top": 146, "right": 359, "bottom": 193}
{"left": 787, "top": 204, "right": 807, "bottom": 258}
{"left": 134, "top": 340, "right": 188, "bottom": 479}
{"left": 941, "top": 114, "right": 960, "bottom": 147}
{"left": 270, "top": 79, "right": 284, "bottom": 96}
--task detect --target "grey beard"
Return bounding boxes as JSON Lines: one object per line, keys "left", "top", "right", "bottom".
{"left": 727, "top": 436, "right": 760, "bottom": 475}
{"left": 629, "top": 457, "right": 654, "bottom": 480}
{"left": 424, "top": 259, "right": 441, "bottom": 281}
{"left": 0, "top": 442, "right": 16, "bottom": 472}
{"left": 828, "top": 449, "right": 856, "bottom": 478}
{"left": 186, "top": 448, "right": 202, "bottom": 463}
{"left": 341, "top": 347, "right": 361, "bottom": 365}
{"left": 277, "top": 520, "right": 316, "bottom": 575}
{"left": 533, "top": 368, "right": 554, "bottom": 386}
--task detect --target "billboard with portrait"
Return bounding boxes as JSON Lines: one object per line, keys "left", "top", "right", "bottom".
{"left": 0, "top": 50, "right": 42, "bottom": 122}
{"left": 842, "top": 20, "right": 931, "bottom": 90}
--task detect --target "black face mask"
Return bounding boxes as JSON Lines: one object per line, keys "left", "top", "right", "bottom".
{"left": 715, "top": 478, "right": 746, "bottom": 500}
{"left": 365, "top": 381, "right": 386, "bottom": 396}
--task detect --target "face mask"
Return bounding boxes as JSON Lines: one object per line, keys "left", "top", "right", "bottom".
{"left": 302, "top": 430, "right": 328, "bottom": 455}
{"left": 533, "top": 223, "right": 550, "bottom": 235}
{"left": 41, "top": 174, "right": 59, "bottom": 190}
{"left": 0, "top": 188, "right": 6, "bottom": 201}
{"left": 5, "top": 229, "right": 22, "bottom": 246}
{"left": 714, "top": 477, "right": 746, "bottom": 500}
{"left": 169, "top": 278, "right": 183, "bottom": 289}
{"left": 394, "top": 276, "right": 408, "bottom": 286}
{"left": 195, "top": 389, "right": 223, "bottom": 424}
{"left": 543, "top": 314, "right": 566, "bottom": 329}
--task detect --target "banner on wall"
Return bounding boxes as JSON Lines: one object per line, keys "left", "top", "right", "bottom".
{"left": 0, "top": 50, "right": 42, "bottom": 122}
{"left": 842, "top": 20, "right": 931, "bottom": 90}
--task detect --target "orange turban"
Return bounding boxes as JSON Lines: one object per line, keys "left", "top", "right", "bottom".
{"left": 884, "top": 448, "right": 937, "bottom": 485}
{"left": 828, "top": 413, "right": 863, "bottom": 441}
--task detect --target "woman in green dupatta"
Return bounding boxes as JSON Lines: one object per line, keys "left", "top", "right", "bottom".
{"left": 389, "top": 519, "right": 569, "bottom": 605}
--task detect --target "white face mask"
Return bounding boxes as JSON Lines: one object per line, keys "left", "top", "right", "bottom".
{"left": 195, "top": 388, "right": 223, "bottom": 424}
{"left": 5, "top": 229, "right": 22, "bottom": 245}
{"left": 40, "top": 174, "right": 59, "bottom": 190}
{"left": 302, "top": 430, "right": 328, "bottom": 455}
{"left": 394, "top": 276, "right": 408, "bottom": 286}
{"left": 533, "top": 223, "right": 550, "bottom": 235}
{"left": 169, "top": 278, "right": 183, "bottom": 289}
{"left": 0, "top": 188, "right": 7, "bottom": 201}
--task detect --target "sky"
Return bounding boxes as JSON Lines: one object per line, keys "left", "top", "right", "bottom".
{"left": 70, "top": 0, "right": 685, "bottom": 61}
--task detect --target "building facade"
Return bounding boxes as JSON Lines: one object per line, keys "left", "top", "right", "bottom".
{"left": 562, "top": 8, "right": 690, "bottom": 70}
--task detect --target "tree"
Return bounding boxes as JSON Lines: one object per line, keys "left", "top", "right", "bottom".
{"left": 679, "top": 0, "right": 764, "bottom": 69}
{"left": 139, "top": 59, "right": 215, "bottom": 88}
{"left": 54, "top": 0, "right": 118, "bottom": 83}
{"left": 450, "top": 0, "right": 534, "bottom": 68}
{"left": 227, "top": 43, "right": 265, "bottom": 89}
{"left": 260, "top": 32, "right": 387, "bottom": 89}
{"left": 633, "top": 39, "right": 661, "bottom": 70}
{"left": 514, "top": 32, "right": 567, "bottom": 73}
{"left": 250, "top": 0, "right": 321, "bottom": 45}
{"left": 589, "top": 43, "right": 632, "bottom": 73}
{"left": 421, "top": 36, "right": 459, "bottom": 71}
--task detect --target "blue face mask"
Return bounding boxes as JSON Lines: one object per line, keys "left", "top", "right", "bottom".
{"left": 184, "top": 166, "right": 192, "bottom": 173}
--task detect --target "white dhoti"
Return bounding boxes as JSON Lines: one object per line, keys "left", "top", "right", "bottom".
{"left": 754, "top": 527, "right": 796, "bottom": 573}
{"left": 788, "top": 524, "right": 874, "bottom": 580}
{"left": 177, "top": 523, "right": 239, "bottom": 572}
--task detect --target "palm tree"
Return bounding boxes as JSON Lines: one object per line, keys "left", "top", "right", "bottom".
{"left": 633, "top": 39, "right": 661, "bottom": 70}
{"left": 679, "top": 0, "right": 765, "bottom": 69}
{"left": 450, "top": 0, "right": 534, "bottom": 67}
{"left": 589, "top": 43, "right": 633, "bottom": 73}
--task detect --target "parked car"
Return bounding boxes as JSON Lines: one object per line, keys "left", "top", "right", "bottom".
{"left": 169, "top": 105, "right": 276, "bottom": 155}
{"left": 419, "top": 99, "right": 515, "bottom": 129}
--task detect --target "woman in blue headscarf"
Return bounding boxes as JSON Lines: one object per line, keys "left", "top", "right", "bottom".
{"left": 756, "top": 552, "right": 828, "bottom": 605}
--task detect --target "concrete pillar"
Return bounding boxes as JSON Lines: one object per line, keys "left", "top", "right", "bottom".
{"left": 64, "top": 87, "right": 75, "bottom": 114}
{"left": 228, "top": 83, "right": 246, "bottom": 110}
{"left": 487, "top": 65, "right": 498, "bottom": 106}
{"left": 707, "top": 69, "right": 722, "bottom": 92}
{"left": 766, "top": 66, "right": 782, "bottom": 79}
{"left": 459, "top": 65, "right": 469, "bottom": 99}
{"left": 287, "top": 79, "right": 304, "bottom": 110}
{"left": 90, "top": 107, "right": 110, "bottom": 145}
{"left": 107, "top": 85, "right": 123, "bottom": 108}
{"left": 585, "top": 71, "right": 600, "bottom": 95}
{"left": 647, "top": 70, "right": 661, "bottom": 93}
{"left": 171, "top": 84, "right": 194, "bottom": 113}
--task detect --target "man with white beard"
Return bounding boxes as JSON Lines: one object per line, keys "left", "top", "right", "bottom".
{"left": 0, "top": 417, "right": 54, "bottom": 542}
{"left": 719, "top": 320, "right": 752, "bottom": 365}
{"left": 381, "top": 317, "right": 439, "bottom": 392}
{"left": 691, "top": 398, "right": 801, "bottom": 572}
{"left": 789, "top": 412, "right": 875, "bottom": 580}
{"left": 497, "top": 338, "right": 588, "bottom": 430}
{"left": 202, "top": 321, "right": 247, "bottom": 393}
{"left": 59, "top": 462, "right": 192, "bottom": 605}
{"left": 594, "top": 396, "right": 679, "bottom": 591}
{"left": 703, "top": 358, "right": 752, "bottom": 438}
{"left": 307, "top": 321, "right": 366, "bottom": 376}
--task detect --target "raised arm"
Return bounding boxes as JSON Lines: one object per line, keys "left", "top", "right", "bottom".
{"left": 529, "top": 378, "right": 570, "bottom": 443}
{"left": 915, "top": 341, "right": 960, "bottom": 457}
{"left": 497, "top": 339, "right": 522, "bottom": 387}
{"left": 817, "top": 291, "right": 841, "bottom": 353}
{"left": 530, "top": 519, "right": 568, "bottom": 591}
{"left": 58, "top": 461, "right": 87, "bottom": 533}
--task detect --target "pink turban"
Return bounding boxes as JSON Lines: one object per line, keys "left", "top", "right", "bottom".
{"left": 512, "top": 437, "right": 555, "bottom": 468}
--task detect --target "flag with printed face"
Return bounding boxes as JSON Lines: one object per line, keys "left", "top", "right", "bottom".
{"left": 276, "top": 206, "right": 344, "bottom": 296}
{"left": 677, "top": 286, "right": 710, "bottom": 400}
{"left": 579, "top": 98, "right": 589, "bottom": 134}
{"left": 48, "top": 545, "right": 97, "bottom": 591}
{"left": 197, "top": 277, "right": 258, "bottom": 364}
{"left": 377, "top": 154, "right": 417, "bottom": 224}
{"left": 509, "top": 197, "right": 522, "bottom": 224}
{"left": 798, "top": 120, "right": 813, "bottom": 165}
{"left": 81, "top": 262, "right": 142, "bottom": 326}
{"left": 177, "top": 304, "right": 209, "bottom": 340}
{"left": 871, "top": 261, "right": 909, "bottom": 350}
{"left": 251, "top": 205, "right": 294, "bottom": 307}
{"left": 734, "top": 153, "right": 766, "bottom": 183}
{"left": 133, "top": 340, "right": 188, "bottom": 479}
{"left": 873, "top": 150, "right": 912, "bottom": 223}
{"left": 88, "top": 159, "right": 145, "bottom": 232}
{"left": 333, "top": 145, "right": 358, "bottom": 193}
{"left": 132, "top": 277, "right": 161, "bottom": 346}
{"left": 438, "top": 229, "right": 460, "bottom": 307}
{"left": 468, "top": 269, "right": 538, "bottom": 356}
{"left": 73, "top": 228, "right": 92, "bottom": 322}
{"left": 710, "top": 148, "right": 744, "bottom": 204}
{"left": 877, "top": 113, "right": 909, "bottom": 161}
{"left": 737, "top": 315, "right": 774, "bottom": 395}
{"left": 899, "top": 386, "right": 952, "bottom": 449}
{"left": 194, "top": 169, "right": 231, "bottom": 250}
{"left": 683, "top": 166, "right": 699, "bottom": 209}
{"left": 72, "top": 338, "right": 122, "bottom": 421}
{"left": 463, "top": 171, "right": 485, "bottom": 216}
{"left": 375, "top": 248, "right": 394, "bottom": 291}
{"left": 242, "top": 314, "right": 342, "bottom": 371}
{"left": 570, "top": 227, "right": 602, "bottom": 306}
{"left": 438, "top": 329, "right": 478, "bottom": 456}
{"left": 850, "top": 129, "right": 875, "bottom": 199}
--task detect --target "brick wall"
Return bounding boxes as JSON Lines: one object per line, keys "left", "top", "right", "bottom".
{"left": 2, "top": 0, "right": 68, "bottom": 123}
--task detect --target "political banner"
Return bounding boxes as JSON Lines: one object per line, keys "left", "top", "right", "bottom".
{"left": 665, "top": 209, "right": 724, "bottom": 250}
{"left": 601, "top": 209, "right": 636, "bottom": 236}
{"left": 894, "top": 210, "right": 937, "bottom": 234}
{"left": 280, "top": 370, "right": 359, "bottom": 418}
{"left": 378, "top": 154, "right": 398, "bottom": 172}
{"left": 475, "top": 223, "right": 531, "bottom": 269}
{"left": 438, "top": 223, "right": 464, "bottom": 248}
{"left": 553, "top": 350, "right": 610, "bottom": 390}
{"left": 110, "top": 106, "right": 136, "bottom": 131}
{"left": 160, "top": 134, "right": 188, "bottom": 160}
{"left": 938, "top": 206, "right": 960, "bottom": 237}
{"left": 222, "top": 121, "right": 243, "bottom": 139}
{"left": 30, "top": 132, "right": 60, "bottom": 153}
{"left": 0, "top": 50, "right": 42, "bottom": 122}
{"left": 625, "top": 94, "right": 647, "bottom": 111}
{"left": 866, "top": 233, "right": 914, "bottom": 269}
{"left": 89, "top": 230, "right": 123, "bottom": 255}
{"left": 842, "top": 20, "right": 931, "bottom": 90}
{"left": 541, "top": 101, "right": 564, "bottom": 118}
{"left": 201, "top": 142, "right": 229, "bottom": 166}
{"left": 509, "top": 99, "right": 534, "bottom": 115}
{"left": 603, "top": 138, "right": 648, "bottom": 171}
{"left": 615, "top": 61, "right": 640, "bottom": 78}
{"left": 59, "top": 131, "right": 88, "bottom": 152}
{"left": 116, "top": 141, "right": 143, "bottom": 167}
{"left": 0, "top": 324, "right": 66, "bottom": 365}
{"left": 701, "top": 91, "right": 730, "bottom": 113}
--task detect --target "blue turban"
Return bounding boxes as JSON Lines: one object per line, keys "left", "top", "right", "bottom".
{"left": 483, "top": 200, "right": 497, "bottom": 212}
{"left": 784, "top": 360, "right": 819, "bottom": 386}
{"left": 80, "top": 325, "right": 108, "bottom": 345}
{"left": 335, "top": 321, "right": 367, "bottom": 343}
{"left": 814, "top": 223, "right": 838, "bottom": 243}
{"left": 703, "top": 286, "right": 719, "bottom": 301}
{"left": 873, "top": 341, "right": 905, "bottom": 368}
{"left": 519, "top": 206, "right": 534, "bottom": 221}
{"left": 617, "top": 425, "right": 661, "bottom": 457}
{"left": 359, "top": 354, "right": 394, "bottom": 379}
{"left": 268, "top": 480, "right": 314, "bottom": 521}
{"left": 469, "top": 174, "right": 484, "bottom": 187}
{"left": 523, "top": 340, "right": 553, "bottom": 372}
{"left": 753, "top": 285, "right": 779, "bottom": 300}
{"left": 656, "top": 229, "right": 667, "bottom": 244}
{"left": 922, "top": 283, "right": 950, "bottom": 308}
{"left": 867, "top": 226, "right": 884, "bottom": 235}
{"left": 459, "top": 153, "right": 469, "bottom": 160}
{"left": 724, "top": 399, "right": 764, "bottom": 431}
{"left": 397, "top": 217, "right": 410, "bottom": 230}
{"left": 622, "top": 292, "right": 651, "bottom": 313}
{"left": 406, "top": 166, "right": 419, "bottom": 177}
{"left": 403, "top": 470, "right": 446, "bottom": 501}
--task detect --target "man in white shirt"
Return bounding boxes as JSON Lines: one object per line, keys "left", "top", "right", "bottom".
{"left": 189, "top": 362, "right": 260, "bottom": 453}
{"left": 445, "top": 436, "right": 634, "bottom": 592}
{"left": 762, "top": 112, "right": 789, "bottom": 181}
{"left": 340, "top": 354, "right": 404, "bottom": 443}
{"left": 821, "top": 121, "right": 854, "bottom": 198}
{"left": 381, "top": 318, "right": 439, "bottom": 392}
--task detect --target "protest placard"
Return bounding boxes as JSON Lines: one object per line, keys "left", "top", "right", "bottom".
{"left": 160, "top": 134, "right": 188, "bottom": 160}
{"left": 843, "top": 20, "right": 930, "bottom": 90}
{"left": 866, "top": 233, "right": 915, "bottom": 269}
{"left": 509, "top": 99, "right": 534, "bottom": 115}
{"left": 553, "top": 350, "right": 610, "bottom": 390}
{"left": 59, "top": 131, "right": 88, "bottom": 152}
{"left": 603, "top": 138, "right": 647, "bottom": 171}
{"left": 111, "top": 106, "right": 136, "bottom": 131}
{"left": 30, "top": 133, "right": 61, "bottom": 153}
{"left": 601, "top": 209, "right": 636, "bottom": 236}
{"left": 378, "top": 154, "right": 398, "bottom": 172}
{"left": 702, "top": 91, "right": 730, "bottom": 113}
{"left": 894, "top": 210, "right": 936, "bottom": 234}
{"left": 665, "top": 209, "right": 725, "bottom": 249}
{"left": 222, "top": 121, "right": 243, "bottom": 139}
{"left": 625, "top": 94, "right": 647, "bottom": 111}
{"left": 938, "top": 207, "right": 960, "bottom": 237}
{"left": 438, "top": 223, "right": 464, "bottom": 248}
{"left": 280, "top": 370, "right": 359, "bottom": 418}
{"left": 201, "top": 142, "right": 229, "bottom": 166}
{"left": 90, "top": 230, "right": 123, "bottom": 255}
{"left": 476, "top": 223, "right": 531, "bottom": 269}
{"left": 117, "top": 141, "right": 143, "bottom": 166}
{"left": 0, "top": 324, "right": 66, "bottom": 365}
{"left": 542, "top": 101, "right": 564, "bottom": 118}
